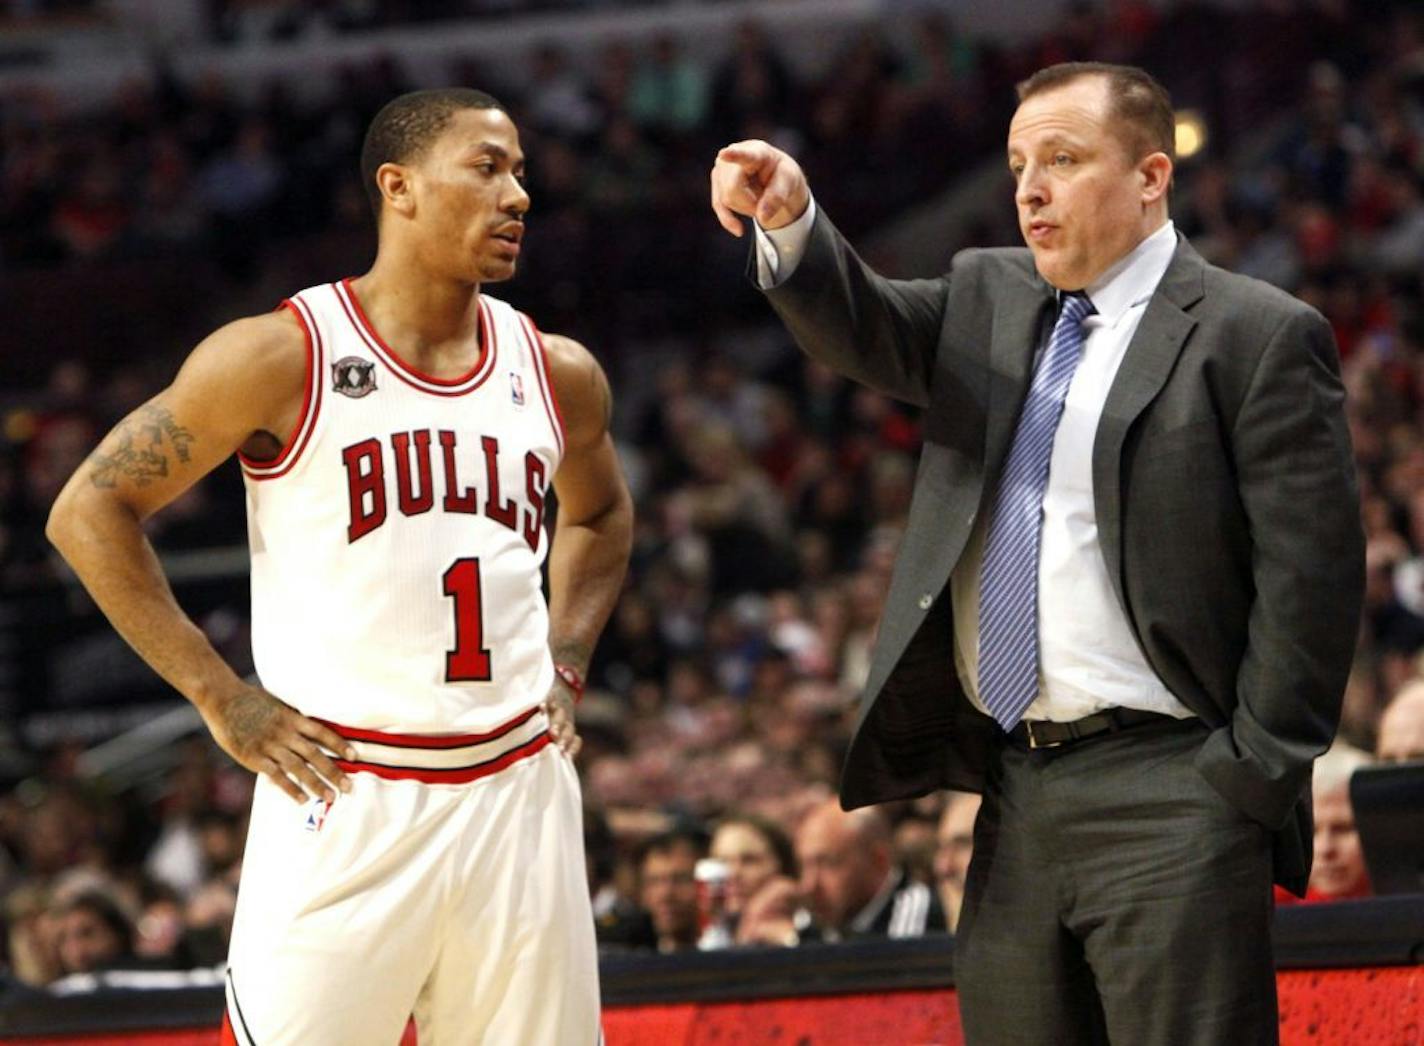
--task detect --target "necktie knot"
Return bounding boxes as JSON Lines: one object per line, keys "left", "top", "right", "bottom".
{"left": 1059, "top": 291, "right": 1095, "bottom": 326}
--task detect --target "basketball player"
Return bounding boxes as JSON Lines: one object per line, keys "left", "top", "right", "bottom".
{"left": 46, "top": 89, "right": 631, "bottom": 1045}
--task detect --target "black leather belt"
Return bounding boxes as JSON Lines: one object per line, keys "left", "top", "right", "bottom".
{"left": 1008, "top": 707, "right": 1176, "bottom": 750}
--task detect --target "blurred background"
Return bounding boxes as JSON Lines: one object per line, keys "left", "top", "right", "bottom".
{"left": 2, "top": 0, "right": 1423, "bottom": 996}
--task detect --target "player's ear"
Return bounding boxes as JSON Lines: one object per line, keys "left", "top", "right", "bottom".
{"left": 377, "top": 162, "right": 416, "bottom": 218}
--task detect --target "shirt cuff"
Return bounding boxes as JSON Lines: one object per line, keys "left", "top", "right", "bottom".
{"left": 753, "top": 196, "right": 818, "bottom": 288}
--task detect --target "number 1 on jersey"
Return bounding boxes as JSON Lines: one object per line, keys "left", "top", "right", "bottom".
{"left": 443, "top": 558, "right": 492, "bottom": 682}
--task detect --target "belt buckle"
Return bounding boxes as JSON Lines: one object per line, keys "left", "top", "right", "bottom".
{"left": 1024, "top": 721, "right": 1064, "bottom": 750}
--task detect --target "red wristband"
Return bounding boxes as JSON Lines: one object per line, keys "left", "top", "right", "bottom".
{"left": 553, "top": 663, "right": 585, "bottom": 704}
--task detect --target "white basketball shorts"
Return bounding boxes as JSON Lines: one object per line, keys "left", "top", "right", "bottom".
{"left": 221, "top": 707, "right": 601, "bottom": 1045}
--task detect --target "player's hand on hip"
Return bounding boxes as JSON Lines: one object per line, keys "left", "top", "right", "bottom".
{"left": 201, "top": 684, "right": 356, "bottom": 803}
{"left": 543, "top": 681, "right": 582, "bottom": 759}
{"left": 711, "top": 140, "right": 810, "bottom": 237}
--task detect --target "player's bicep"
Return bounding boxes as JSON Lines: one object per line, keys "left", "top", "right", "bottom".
{"left": 552, "top": 432, "right": 628, "bottom": 526}
{"left": 65, "top": 314, "right": 304, "bottom": 521}
{"left": 543, "top": 334, "right": 629, "bottom": 525}
{"left": 80, "top": 394, "right": 225, "bottom": 520}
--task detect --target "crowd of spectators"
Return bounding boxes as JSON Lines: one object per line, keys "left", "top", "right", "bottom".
{"left": 4, "top": 0, "right": 1424, "bottom": 997}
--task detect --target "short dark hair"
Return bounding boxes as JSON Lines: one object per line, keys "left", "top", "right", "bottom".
{"left": 59, "top": 890, "right": 135, "bottom": 956}
{"left": 360, "top": 88, "right": 504, "bottom": 220}
{"left": 714, "top": 813, "right": 798, "bottom": 878}
{"left": 637, "top": 825, "right": 709, "bottom": 868}
{"left": 1016, "top": 62, "right": 1175, "bottom": 166}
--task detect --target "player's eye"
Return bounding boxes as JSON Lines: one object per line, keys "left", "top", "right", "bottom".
{"left": 1053, "top": 153, "right": 1073, "bottom": 166}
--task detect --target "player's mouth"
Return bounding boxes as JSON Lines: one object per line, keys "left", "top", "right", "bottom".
{"left": 490, "top": 224, "right": 524, "bottom": 256}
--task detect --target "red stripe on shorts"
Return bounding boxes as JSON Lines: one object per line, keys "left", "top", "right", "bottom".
{"left": 334, "top": 732, "right": 552, "bottom": 784}
{"left": 314, "top": 705, "right": 541, "bottom": 749}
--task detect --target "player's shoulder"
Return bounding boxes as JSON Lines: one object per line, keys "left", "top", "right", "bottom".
{"left": 197, "top": 306, "right": 306, "bottom": 364}
{"left": 539, "top": 330, "right": 605, "bottom": 405}
{"left": 532, "top": 329, "right": 610, "bottom": 446}
{"left": 177, "top": 306, "right": 309, "bottom": 398}
{"left": 539, "top": 331, "right": 597, "bottom": 375}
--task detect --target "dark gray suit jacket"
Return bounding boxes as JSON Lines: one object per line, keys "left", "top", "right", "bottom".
{"left": 762, "top": 212, "right": 1364, "bottom": 893}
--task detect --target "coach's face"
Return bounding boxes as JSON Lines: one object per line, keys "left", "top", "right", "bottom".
{"left": 402, "top": 107, "right": 530, "bottom": 284}
{"left": 1008, "top": 76, "right": 1169, "bottom": 291}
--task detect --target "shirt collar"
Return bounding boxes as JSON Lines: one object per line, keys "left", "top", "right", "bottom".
{"left": 848, "top": 867, "right": 902, "bottom": 934}
{"left": 1069, "top": 219, "right": 1177, "bottom": 329}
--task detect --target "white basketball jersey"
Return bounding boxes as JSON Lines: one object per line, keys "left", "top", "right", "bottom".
{"left": 241, "top": 279, "right": 565, "bottom": 734}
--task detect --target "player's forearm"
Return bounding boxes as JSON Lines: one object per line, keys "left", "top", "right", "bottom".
{"left": 546, "top": 494, "right": 633, "bottom": 674}
{"left": 46, "top": 491, "right": 245, "bottom": 713}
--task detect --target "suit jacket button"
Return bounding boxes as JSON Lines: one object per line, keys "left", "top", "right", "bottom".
{"left": 918, "top": 594, "right": 933, "bottom": 610}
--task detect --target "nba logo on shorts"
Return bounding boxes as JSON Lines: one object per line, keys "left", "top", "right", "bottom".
{"left": 509, "top": 371, "right": 525, "bottom": 407}
{"left": 305, "top": 798, "right": 331, "bottom": 833}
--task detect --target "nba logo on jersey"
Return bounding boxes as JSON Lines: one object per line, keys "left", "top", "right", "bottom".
{"left": 509, "top": 371, "right": 525, "bottom": 407}
{"left": 304, "top": 798, "right": 332, "bottom": 833}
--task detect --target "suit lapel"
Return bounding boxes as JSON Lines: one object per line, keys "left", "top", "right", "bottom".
{"left": 984, "top": 276, "right": 1056, "bottom": 487}
{"left": 1092, "top": 237, "right": 1206, "bottom": 611}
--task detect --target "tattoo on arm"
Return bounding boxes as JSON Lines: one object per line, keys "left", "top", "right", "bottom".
{"left": 88, "top": 405, "right": 197, "bottom": 489}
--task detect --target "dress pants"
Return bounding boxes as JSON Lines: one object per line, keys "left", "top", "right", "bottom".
{"left": 954, "top": 717, "right": 1278, "bottom": 1046}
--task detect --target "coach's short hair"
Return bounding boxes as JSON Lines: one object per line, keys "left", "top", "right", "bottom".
{"left": 360, "top": 88, "right": 505, "bottom": 220}
{"left": 1016, "top": 62, "right": 1175, "bottom": 166}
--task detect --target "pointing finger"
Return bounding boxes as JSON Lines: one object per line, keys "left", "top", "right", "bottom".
{"left": 716, "top": 141, "right": 770, "bottom": 170}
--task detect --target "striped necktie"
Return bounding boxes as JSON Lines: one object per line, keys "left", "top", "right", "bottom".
{"left": 978, "top": 291, "right": 1095, "bottom": 731}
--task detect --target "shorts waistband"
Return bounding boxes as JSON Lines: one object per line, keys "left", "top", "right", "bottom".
{"left": 314, "top": 706, "right": 551, "bottom": 783}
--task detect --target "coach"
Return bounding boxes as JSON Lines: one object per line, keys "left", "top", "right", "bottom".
{"left": 711, "top": 63, "right": 1363, "bottom": 1045}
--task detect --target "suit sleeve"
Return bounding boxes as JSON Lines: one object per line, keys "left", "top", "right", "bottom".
{"left": 758, "top": 208, "right": 948, "bottom": 409}
{"left": 1194, "top": 307, "right": 1365, "bottom": 829}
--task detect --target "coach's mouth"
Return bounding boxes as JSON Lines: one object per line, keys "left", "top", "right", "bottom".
{"left": 1027, "top": 220, "right": 1057, "bottom": 243}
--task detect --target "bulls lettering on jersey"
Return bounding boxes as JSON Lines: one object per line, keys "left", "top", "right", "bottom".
{"left": 239, "top": 279, "right": 565, "bottom": 736}
{"left": 340, "top": 431, "right": 546, "bottom": 548}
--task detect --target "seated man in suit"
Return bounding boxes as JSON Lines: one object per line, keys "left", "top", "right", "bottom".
{"left": 793, "top": 799, "right": 945, "bottom": 943}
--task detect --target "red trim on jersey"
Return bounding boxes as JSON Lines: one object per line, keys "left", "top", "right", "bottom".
{"left": 520, "top": 314, "right": 566, "bottom": 458}
{"left": 337, "top": 277, "right": 497, "bottom": 396}
{"left": 314, "top": 704, "right": 541, "bottom": 749}
{"left": 219, "top": 1013, "right": 239, "bottom": 1046}
{"left": 335, "top": 731, "right": 552, "bottom": 784}
{"left": 239, "top": 297, "right": 324, "bottom": 480}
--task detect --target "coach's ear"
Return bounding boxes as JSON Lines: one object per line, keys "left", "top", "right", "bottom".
{"left": 1138, "top": 150, "right": 1173, "bottom": 206}
{"left": 376, "top": 162, "right": 416, "bottom": 219}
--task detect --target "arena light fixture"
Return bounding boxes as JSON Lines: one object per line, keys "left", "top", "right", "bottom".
{"left": 1175, "top": 110, "right": 1208, "bottom": 160}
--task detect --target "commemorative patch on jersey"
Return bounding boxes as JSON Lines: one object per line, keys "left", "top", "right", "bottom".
{"left": 332, "top": 357, "right": 377, "bottom": 398}
{"left": 509, "top": 370, "right": 525, "bottom": 407}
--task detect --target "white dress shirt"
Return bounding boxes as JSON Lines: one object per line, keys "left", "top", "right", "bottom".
{"left": 757, "top": 205, "right": 1194, "bottom": 723}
